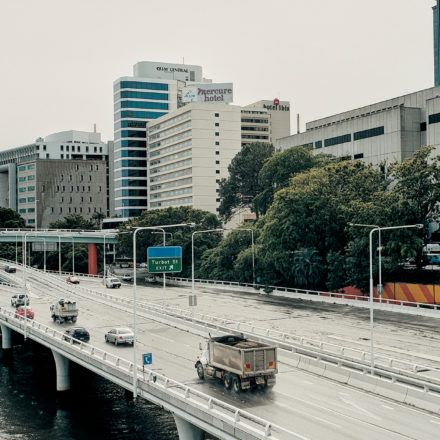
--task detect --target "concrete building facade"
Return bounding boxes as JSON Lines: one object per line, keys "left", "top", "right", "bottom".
{"left": 0, "top": 130, "right": 109, "bottom": 228}
{"left": 147, "top": 103, "right": 242, "bottom": 214}
{"left": 276, "top": 85, "right": 440, "bottom": 165}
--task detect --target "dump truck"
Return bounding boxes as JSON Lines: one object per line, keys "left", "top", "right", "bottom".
{"left": 50, "top": 299, "right": 78, "bottom": 324}
{"left": 195, "top": 334, "right": 277, "bottom": 392}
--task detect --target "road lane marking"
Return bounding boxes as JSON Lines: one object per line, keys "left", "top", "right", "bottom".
{"left": 381, "top": 405, "right": 394, "bottom": 410}
{"left": 340, "top": 397, "right": 382, "bottom": 421}
{"left": 430, "top": 419, "right": 440, "bottom": 425}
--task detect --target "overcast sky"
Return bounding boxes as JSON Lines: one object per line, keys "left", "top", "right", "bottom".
{"left": 0, "top": 0, "right": 436, "bottom": 149}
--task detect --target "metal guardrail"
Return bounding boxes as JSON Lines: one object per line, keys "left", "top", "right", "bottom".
{"left": 6, "top": 260, "right": 440, "bottom": 401}
{"left": 0, "top": 307, "right": 300, "bottom": 440}
{"left": 21, "top": 264, "right": 440, "bottom": 392}
{"left": 168, "top": 277, "right": 440, "bottom": 311}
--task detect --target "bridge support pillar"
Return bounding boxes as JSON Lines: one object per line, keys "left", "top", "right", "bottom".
{"left": 1, "top": 325, "right": 12, "bottom": 349}
{"left": 173, "top": 414, "right": 204, "bottom": 440}
{"left": 88, "top": 243, "right": 98, "bottom": 275}
{"left": 52, "top": 350, "right": 70, "bottom": 391}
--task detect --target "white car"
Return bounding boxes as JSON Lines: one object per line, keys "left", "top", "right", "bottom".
{"left": 104, "top": 327, "right": 134, "bottom": 345}
{"left": 105, "top": 277, "right": 121, "bottom": 288}
{"left": 121, "top": 273, "right": 133, "bottom": 282}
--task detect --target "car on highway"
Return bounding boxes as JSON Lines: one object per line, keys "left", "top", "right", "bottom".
{"left": 11, "top": 294, "right": 30, "bottom": 307}
{"left": 145, "top": 274, "right": 158, "bottom": 284}
{"left": 139, "top": 262, "right": 147, "bottom": 268}
{"left": 121, "top": 273, "right": 133, "bottom": 282}
{"left": 15, "top": 306, "right": 34, "bottom": 319}
{"left": 63, "top": 327, "right": 90, "bottom": 343}
{"left": 66, "top": 276, "right": 80, "bottom": 284}
{"left": 104, "top": 327, "right": 134, "bottom": 345}
{"left": 105, "top": 277, "right": 121, "bottom": 288}
{"left": 4, "top": 265, "right": 16, "bottom": 273}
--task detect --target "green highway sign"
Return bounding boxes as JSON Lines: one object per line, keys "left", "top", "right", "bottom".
{"left": 147, "top": 246, "right": 182, "bottom": 273}
{"left": 148, "top": 257, "right": 182, "bottom": 273}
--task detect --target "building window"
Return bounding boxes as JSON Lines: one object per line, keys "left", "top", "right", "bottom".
{"left": 216, "top": 160, "right": 220, "bottom": 164}
{"left": 77, "top": 186, "right": 79, "bottom": 191}
{"left": 88, "top": 186, "right": 91, "bottom": 192}
{"left": 215, "top": 113, "right": 219, "bottom": 117}
{"left": 89, "top": 197, "right": 92, "bottom": 202}
{"left": 28, "top": 208, "right": 35, "bottom": 213}
{"left": 421, "top": 122, "right": 427, "bottom": 132}
{"left": 51, "top": 207, "right": 54, "bottom": 213}
{"left": 215, "top": 141, "right": 219, "bottom": 145}
{"left": 18, "top": 166, "right": 25, "bottom": 171}
{"left": 353, "top": 153, "right": 364, "bottom": 159}
{"left": 216, "top": 151, "right": 220, "bottom": 155}
{"left": 27, "top": 175, "right": 34, "bottom": 180}
{"left": 42, "top": 184, "right": 45, "bottom": 192}
{"left": 81, "top": 196, "right": 84, "bottom": 202}
{"left": 71, "top": 186, "right": 73, "bottom": 192}
{"left": 216, "top": 198, "right": 220, "bottom": 202}
{"left": 19, "top": 198, "right": 26, "bottom": 203}
{"left": 56, "top": 185, "right": 60, "bottom": 192}
{"left": 216, "top": 179, "right": 220, "bottom": 183}
{"left": 72, "top": 146, "right": 75, "bottom": 152}
{"left": 86, "top": 146, "right": 89, "bottom": 152}
{"left": 80, "top": 207, "right": 83, "bottom": 213}
{"left": 216, "top": 170, "right": 220, "bottom": 174}
{"left": 66, "top": 145, "right": 69, "bottom": 151}
{"left": 94, "top": 147, "right": 97, "bottom": 153}
{"left": 429, "top": 113, "right": 440, "bottom": 124}
{"left": 19, "top": 209, "right": 26, "bottom": 213}
{"left": 27, "top": 164, "right": 35, "bottom": 170}
{"left": 96, "top": 165, "right": 99, "bottom": 170}
{"left": 62, "top": 186, "right": 65, "bottom": 191}
{"left": 19, "top": 177, "right": 26, "bottom": 182}
{"left": 60, "top": 145, "right": 64, "bottom": 151}
{"left": 78, "top": 146, "right": 81, "bottom": 152}
{"left": 46, "top": 153, "right": 49, "bottom": 158}
{"left": 69, "top": 196, "right": 72, "bottom": 203}
{"left": 315, "top": 140, "right": 322, "bottom": 149}
{"left": 89, "top": 175, "right": 92, "bottom": 181}
{"left": 60, "top": 154, "right": 64, "bottom": 159}
{"left": 99, "top": 186, "right": 102, "bottom": 192}
{"left": 215, "top": 122, "right": 219, "bottom": 127}
{"left": 19, "top": 188, "right": 26, "bottom": 193}
{"left": 43, "top": 145, "right": 46, "bottom": 151}
{"left": 324, "top": 134, "right": 351, "bottom": 147}
{"left": 353, "top": 126, "right": 384, "bottom": 141}
{"left": 99, "top": 147, "right": 102, "bottom": 152}
{"left": 27, "top": 186, "right": 35, "bottom": 191}
{"left": 66, "top": 154, "right": 70, "bottom": 159}
{"left": 80, "top": 175, "right": 83, "bottom": 181}
{"left": 215, "top": 132, "right": 219, "bottom": 136}
{"left": 59, "top": 207, "right": 62, "bottom": 213}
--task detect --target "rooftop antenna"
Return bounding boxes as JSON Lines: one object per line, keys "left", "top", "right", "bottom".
{"left": 182, "top": 56, "right": 185, "bottom": 64}
{"left": 93, "top": 123, "right": 97, "bottom": 133}
{"left": 297, "top": 114, "right": 300, "bottom": 134}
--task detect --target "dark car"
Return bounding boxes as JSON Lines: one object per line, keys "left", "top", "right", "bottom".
{"left": 63, "top": 327, "right": 90, "bottom": 343}
{"left": 4, "top": 266, "right": 16, "bottom": 273}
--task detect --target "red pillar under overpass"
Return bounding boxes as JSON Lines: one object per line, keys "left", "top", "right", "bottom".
{"left": 88, "top": 243, "right": 98, "bottom": 275}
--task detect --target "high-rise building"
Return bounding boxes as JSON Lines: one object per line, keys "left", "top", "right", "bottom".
{"left": 147, "top": 102, "right": 242, "bottom": 214}
{"left": 434, "top": 1, "right": 440, "bottom": 86}
{"left": 112, "top": 61, "right": 206, "bottom": 218}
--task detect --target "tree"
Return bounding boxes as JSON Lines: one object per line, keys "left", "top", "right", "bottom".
{"left": 254, "top": 147, "right": 318, "bottom": 215}
{"left": 198, "top": 228, "right": 255, "bottom": 282}
{"left": 49, "top": 214, "right": 96, "bottom": 230}
{"left": 218, "top": 142, "right": 274, "bottom": 221}
{"left": 92, "top": 211, "right": 106, "bottom": 229}
{"left": 118, "top": 206, "right": 222, "bottom": 278}
{"left": 0, "top": 207, "right": 26, "bottom": 228}
{"left": 291, "top": 248, "right": 324, "bottom": 289}
{"left": 257, "top": 160, "right": 389, "bottom": 288}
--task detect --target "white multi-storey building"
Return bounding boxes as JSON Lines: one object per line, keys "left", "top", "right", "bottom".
{"left": 147, "top": 103, "right": 242, "bottom": 214}
{"left": 276, "top": 85, "right": 440, "bottom": 165}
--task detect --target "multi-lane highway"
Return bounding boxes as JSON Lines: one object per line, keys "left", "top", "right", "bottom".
{"left": 1, "top": 267, "right": 440, "bottom": 439}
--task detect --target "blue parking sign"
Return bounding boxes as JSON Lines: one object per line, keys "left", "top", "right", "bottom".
{"left": 143, "top": 353, "right": 152, "bottom": 365}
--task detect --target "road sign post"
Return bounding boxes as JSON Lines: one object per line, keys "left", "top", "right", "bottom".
{"left": 142, "top": 353, "right": 152, "bottom": 374}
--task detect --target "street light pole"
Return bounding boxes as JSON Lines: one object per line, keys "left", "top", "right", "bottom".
{"left": 131, "top": 222, "right": 194, "bottom": 400}
{"left": 368, "top": 224, "right": 422, "bottom": 375}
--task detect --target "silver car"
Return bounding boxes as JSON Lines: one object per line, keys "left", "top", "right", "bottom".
{"left": 104, "top": 327, "right": 134, "bottom": 345}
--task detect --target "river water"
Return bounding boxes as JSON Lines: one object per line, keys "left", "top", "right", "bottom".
{"left": 0, "top": 336, "right": 181, "bottom": 440}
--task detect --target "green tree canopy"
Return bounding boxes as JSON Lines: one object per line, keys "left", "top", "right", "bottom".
{"left": 254, "top": 147, "right": 318, "bottom": 215}
{"left": 0, "top": 207, "right": 26, "bottom": 228}
{"left": 49, "top": 214, "right": 96, "bottom": 230}
{"left": 218, "top": 142, "right": 274, "bottom": 221}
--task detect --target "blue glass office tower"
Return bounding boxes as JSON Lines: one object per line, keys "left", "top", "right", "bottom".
{"left": 434, "top": 1, "right": 440, "bottom": 86}
{"left": 113, "top": 61, "right": 203, "bottom": 218}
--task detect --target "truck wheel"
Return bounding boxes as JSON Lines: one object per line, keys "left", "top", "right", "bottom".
{"left": 72, "top": 317, "right": 77, "bottom": 323}
{"left": 52, "top": 316, "right": 56, "bottom": 322}
{"left": 197, "top": 364, "right": 204, "bottom": 380}
{"left": 232, "top": 377, "right": 241, "bottom": 393}
{"left": 223, "top": 373, "right": 232, "bottom": 390}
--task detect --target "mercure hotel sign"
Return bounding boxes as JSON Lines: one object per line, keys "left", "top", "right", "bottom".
{"left": 182, "top": 83, "right": 233, "bottom": 103}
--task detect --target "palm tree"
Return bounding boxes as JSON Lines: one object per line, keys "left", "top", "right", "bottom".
{"left": 92, "top": 212, "right": 106, "bottom": 229}
{"left": 291, "top": 248, "right": 324, "bottom": 289}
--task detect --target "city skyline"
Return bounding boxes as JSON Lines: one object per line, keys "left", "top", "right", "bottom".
{"left": 0, "top": 0, "right": 436, "bottom": 149}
